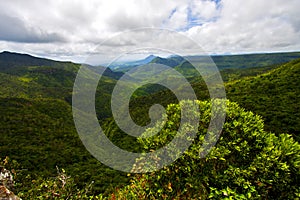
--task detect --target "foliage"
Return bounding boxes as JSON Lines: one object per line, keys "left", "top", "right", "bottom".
{"left": 126, "top": 58, "right": 300, "bottom": 140}
{"left": 18, "top": 167, "right": 97, "bottom": 200}
{"left": 0, "top": 97, "right": 132, "bottom": 195}
{"left": 0, "top": 53, "right": 131, "bottom": 195}
{"left": 109, "top": 100, "right": 300, "bottom": 199}
{"left": 220, "top": 63, "right": 281, "bottom": 82}
{"left": 226, "top": 58, "right": 300, "bottom": 139}
{"left": 0, "top": 51, "right": 299, "bottom": 198}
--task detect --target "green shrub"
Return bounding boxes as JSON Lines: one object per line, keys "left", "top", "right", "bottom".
{"left": 109, "top": 100, "right": 300, "bottom": 199}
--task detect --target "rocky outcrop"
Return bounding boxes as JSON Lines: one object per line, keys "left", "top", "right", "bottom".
{"left": 0, "top": 167, "right": 21, "bottom": 200}
{"left": 0, "top": 185, "right": 20, "bottom": 200}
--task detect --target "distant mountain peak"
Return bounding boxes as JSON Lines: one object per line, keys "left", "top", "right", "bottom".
{"left": 145, "top": 54, "right": 156, "bottom": 59}
{"left": 109, "top": 54, "right": 158, "bottom": 70}
{"left": 143, "top": 55, "right": 157, "bottom": 63}
{"left": 150, "top": 55, "right": 184, "bottom": 68}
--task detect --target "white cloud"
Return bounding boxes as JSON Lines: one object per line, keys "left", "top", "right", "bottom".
{"left": 190, "top": 0, "right": 219, "bottom": 22}
{"left": 164, "top": 6, "right": 189, "bottom": 30}
{"left": 0, "top": 0, "right": 299, "bottom": 64}
{"left": 187, "top": 0, "right": 300, "bottom": 53}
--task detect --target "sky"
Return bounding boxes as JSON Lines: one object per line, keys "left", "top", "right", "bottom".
{"left": 0, "top": 0, "right": 299, "bottom": 65}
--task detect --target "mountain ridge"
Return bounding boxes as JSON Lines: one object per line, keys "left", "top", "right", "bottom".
{"left": 112, "top": 51, "right": 300, "bottom": 73}
{"left": 0, "top": 51, "right": 74, "bottom": 70}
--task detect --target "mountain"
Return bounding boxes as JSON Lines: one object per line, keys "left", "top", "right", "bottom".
{"left": 103, "top": 59, "right": 300, "bottom": 167}
{"left": 108, "top": 54, "right": 157, "bottom": 71}
{"left": 174, "top": 52, "right": 300, "bottom": 70}
{"left": 0, "top": 51, "right": 123, "bottom": 80}
{"left": 142, "top": 54, "right": 157, "bottom": 63}
{"left": 0, "top": 51, "right": 132, "bottom": 193}
{"left": 150, "top": 56, "right": 185, "bottom": 67}
{"left": 226, "top": 58, "right": 300, "bottom": 138}
{"left": 125, "top": 58, "right": 300, "bottom": 139}
{"left": 1, "top": 51, "right": 299, "bottom": 198}
{"left": 0, "top": 51, "right": 70, "bottom": 70}
{"left": 103, "top": 58, "right": 300, "bottom": 200}
{"left": 112, "top": 52, "right": 300, "bottom": 79}
{"left": 210, "top": 52, "right": 300, "bottom": 69}
{"left": 171, "top": 52, "right": 300, "bottom": 77}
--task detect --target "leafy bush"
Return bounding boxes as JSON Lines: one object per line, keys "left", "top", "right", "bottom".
{"left": 109, "top": 100, "right": 300, "bottom": 199}
{"left": 18, "top": 167, "right": 97, "bottom": 200}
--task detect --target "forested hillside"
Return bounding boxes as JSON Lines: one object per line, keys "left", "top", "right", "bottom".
{"left": 226, "top": 58, "right": 300, "bottom": 139}
{"left": 0, "top": 52, "right": 299, "bottom": 199}
{"left": 0, "top": 52, "right": 131, "bottom": 194}
{"left": 128, "top": 58, "right": 300, "bottom": 140}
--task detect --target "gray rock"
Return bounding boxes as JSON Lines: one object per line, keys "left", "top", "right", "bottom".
{"left": 0, "top": 167, "right": 21, "bottom": 200}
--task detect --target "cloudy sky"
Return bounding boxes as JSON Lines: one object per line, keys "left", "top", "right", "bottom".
{"left": 0, "top": 0, "right": 299, "bottom": 64}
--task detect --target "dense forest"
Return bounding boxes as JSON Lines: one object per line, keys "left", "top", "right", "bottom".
{"left": 0, "top": 51, "right": 299, "bottom": 199}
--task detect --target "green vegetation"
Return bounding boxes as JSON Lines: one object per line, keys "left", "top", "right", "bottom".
{"left": 0, "top": 52, "right": 130, "bottom": 194}
{"left": 0, "top": 51, "right": 299, "bottom": 199}
{"left": 127, "top": 58, "right": 300, "bottom": 140}
{"left": 0, "top": 97, "right": 131, "bottom": 194}
{"left": 108, "top": 100, "right": 300, "bottom": 199}
{"left": 226, "top": 59, "right": 300, "bottom": 139}
{"left": 210, "top": 52, "right": 300, "bottom": 69}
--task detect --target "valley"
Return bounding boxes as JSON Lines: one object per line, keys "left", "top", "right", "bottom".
{"left": 0, "top": 51, "right": 299, "bottom": 199}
